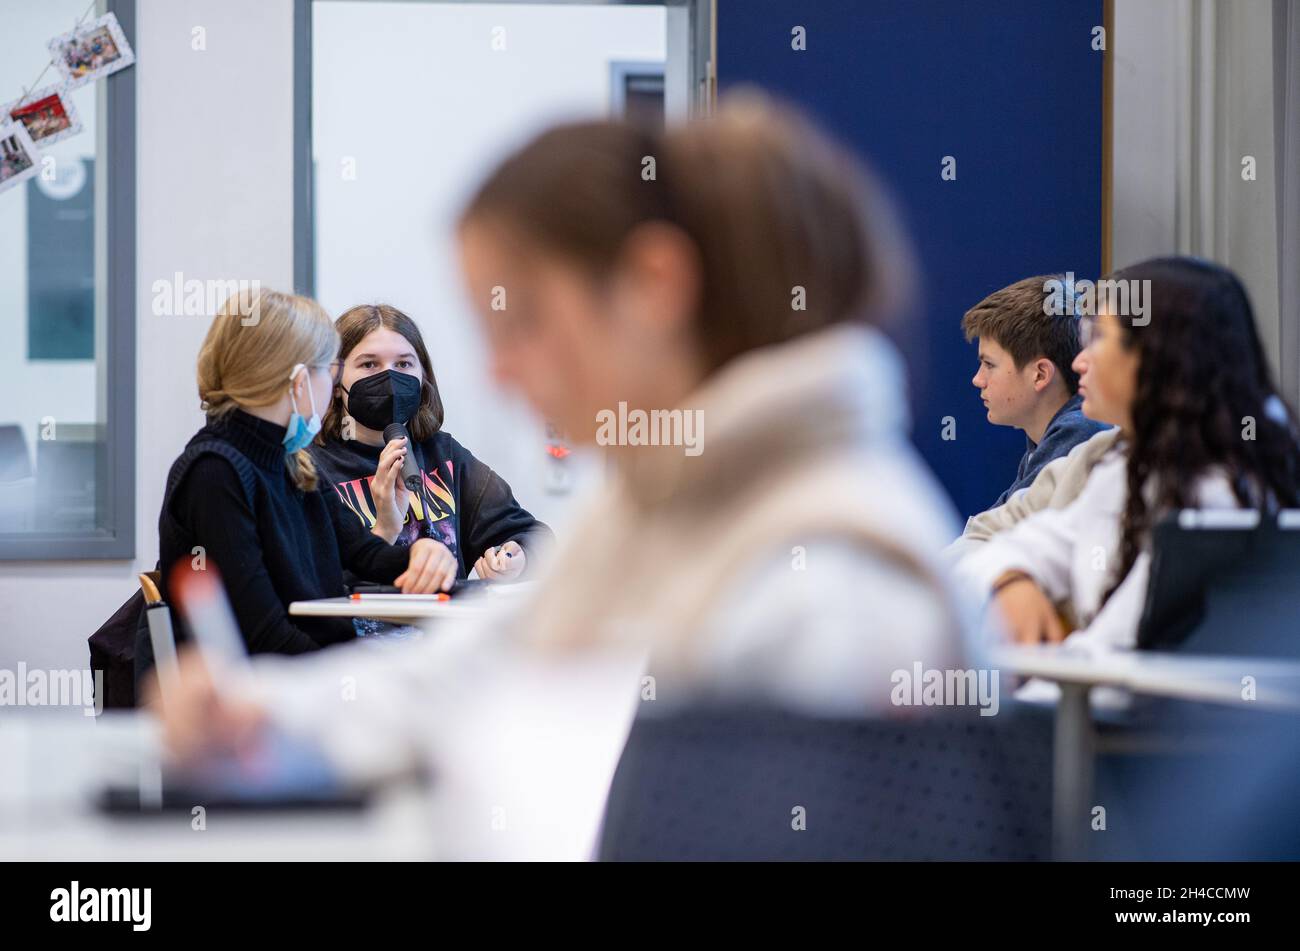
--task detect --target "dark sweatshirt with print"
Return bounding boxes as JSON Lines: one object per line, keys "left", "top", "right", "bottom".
{"left": 311, "top": 430, "right": 552, "bottom": 583}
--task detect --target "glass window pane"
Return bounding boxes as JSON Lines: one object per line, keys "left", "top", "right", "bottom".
{"left": 0, "top": 1, "right": 114, "bottom": 542}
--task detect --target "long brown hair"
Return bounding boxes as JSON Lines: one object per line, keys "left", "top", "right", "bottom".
{"left": 1101, "top": 257, "right": 1300, "bottom": 606}
{"left": 319, "top": 303, "right": 445, "bottom": 442}
{"left": 458, "top": 90, "right": 915, "bottom": 374}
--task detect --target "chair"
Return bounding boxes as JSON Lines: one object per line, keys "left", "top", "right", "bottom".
{"left": 34, "top": 422, "right": 99, "bottom": 532}
{"left": 88, "top": 569, "right": 176, "bottom": 710}
{"left": 598, "top": 701, "right": 1053, "bottom": 861}
{"left": 1139, "top": 510, "right": 1300, "bottom": 656}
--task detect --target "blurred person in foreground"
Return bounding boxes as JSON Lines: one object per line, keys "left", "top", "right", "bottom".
{"left": 148, "top": 94, "right": 973, "bottom": 859}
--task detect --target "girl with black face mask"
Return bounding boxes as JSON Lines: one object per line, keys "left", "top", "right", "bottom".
{"left": 312, "top": 304, "right": 552, "bottom": 591}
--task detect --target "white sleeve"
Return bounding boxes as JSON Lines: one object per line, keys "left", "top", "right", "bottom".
{"left": 691, "top": 539, "right": 967, "bottom": 714}
{"left": 1059, "top": 552, "right": 1149, "bottom": 655}
{"left": 239, "top": 611, "right": 648, "bottom": 860}
{"left": 952, "top": 498, "right": 1083, "bottom": 605}
{"left": 238, "top": 616, "right": 501, "bottom": 786}
{"left": 1010, "top": 470, "right": 1232, "bottom": 657}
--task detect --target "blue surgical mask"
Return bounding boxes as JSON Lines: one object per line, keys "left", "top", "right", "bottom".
{"left": 283, "top": 364, "right": 322, "bottom": 453}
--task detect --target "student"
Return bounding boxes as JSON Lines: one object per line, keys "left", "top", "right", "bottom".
{"left": 148, "top": 290, "right": 455, "bottom": 663}
{"left": 964, "top": 275, "right": 1108, "bottom": 507}
{"left": 943, "top": 341, "right": 1120, "bottom": 563}
{"left": 152, "top": 98, "right": 972, "bottom": 855}
{"left": 957, "top": 257, "right": 1300, "bottom": 651}
{"left": 311, "top": 303, "right": 550, "bottom": 586}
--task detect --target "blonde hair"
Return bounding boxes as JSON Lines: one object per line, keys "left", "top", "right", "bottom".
{"left": 197, "top": 289, "right": 338, "bottom": 491}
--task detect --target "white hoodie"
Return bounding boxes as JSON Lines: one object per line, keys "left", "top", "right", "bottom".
{"left": 240, "top": 325, "right": 974, "bottom": 858}
{"left": 954, "top": 444, "right": 1242, "bottom": 655}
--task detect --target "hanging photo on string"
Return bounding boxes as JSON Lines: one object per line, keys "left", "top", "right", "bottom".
{"left": 0, "top": 122, "right": 41, "bottom": 196}
{"left": 3, "top": 86, "right": 83, "bottom": 148}
{"left": 48, "top": 11, "right": 135, "bottom": 89}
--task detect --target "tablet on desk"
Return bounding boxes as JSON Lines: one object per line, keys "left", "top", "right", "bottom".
{"left": 98, "top": 729, "right": 373, "bottom": 816}
{"left": 350, "top": 578, "right": 492, "bottom": 598}
{"left": 102, "top": 567, "right": 375, "bottom": 816}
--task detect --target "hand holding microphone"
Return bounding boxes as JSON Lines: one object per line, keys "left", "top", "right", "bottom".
{"left": 370, "top": 435, "right": 410, "bottom": 542}
{"left": 383, "top": 422, "right": 423, "bottom": 491}
{"left": 342, "top": 369, "right": 428, "bottom": 536}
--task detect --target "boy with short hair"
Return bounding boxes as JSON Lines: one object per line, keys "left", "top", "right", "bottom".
{"left": 963, "top": 274, "right": 1108, "bottom": 507}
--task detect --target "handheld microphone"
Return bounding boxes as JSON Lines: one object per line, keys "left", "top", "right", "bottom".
{"left": 383, "top": 422, "right": 424, "bottom": 492}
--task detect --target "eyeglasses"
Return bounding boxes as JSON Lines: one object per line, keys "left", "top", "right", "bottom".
{"left": 309, "top": 361, "right": 344, "bottom": 386}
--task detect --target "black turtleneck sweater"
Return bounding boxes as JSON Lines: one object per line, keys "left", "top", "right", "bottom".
{"left": 157, "top": 409, "right": 410, "bottom": 656}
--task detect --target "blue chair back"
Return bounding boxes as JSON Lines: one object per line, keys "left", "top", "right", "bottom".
{"left": 598, "top": 701, "right": 1053, "bottom": 861}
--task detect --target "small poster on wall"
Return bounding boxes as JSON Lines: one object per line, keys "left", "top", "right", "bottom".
{"left": 0, "top": 122, "right": 41, "bottom": 196}
{"left": 47, "top": 12, "right": 136, "bottom": 90}
{"left": 3, "top": 86, "right": 82, "bottom": 148}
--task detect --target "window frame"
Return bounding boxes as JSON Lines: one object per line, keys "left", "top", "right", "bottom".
{"left": 0, "top": 0, "right": 137, "bottom": 561}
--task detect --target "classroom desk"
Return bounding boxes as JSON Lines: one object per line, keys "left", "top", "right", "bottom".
{"left": 289, "top": 583, "right": 535, "bottom": 622}
{"left": 289, "top": 596, "right": 487, "bottom": 622}
{"left": 991, "top": 645, "right": 1300, "bottom": 861}
{"left": 0, "top": 712, "right": 436, "bottom": 861}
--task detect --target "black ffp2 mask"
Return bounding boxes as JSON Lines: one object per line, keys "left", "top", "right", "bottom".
{"left": 342, "top": 370, "right": 422, "bottom": 432}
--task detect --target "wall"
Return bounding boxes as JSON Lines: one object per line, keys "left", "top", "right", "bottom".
{"left": 1, "top": 0, "right": 662, "bottom": 681}
{"left": 1111, "top": 0, "right": 1282, "bottom": 384}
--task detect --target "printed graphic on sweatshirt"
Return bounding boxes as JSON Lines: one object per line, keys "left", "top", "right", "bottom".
{"left": 331, "top": 460, "right": 459, "bottom": 558}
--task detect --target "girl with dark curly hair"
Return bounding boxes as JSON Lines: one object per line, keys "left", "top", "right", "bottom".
{"left": 959, "top": 256, "right": 1300, "bottom": 650}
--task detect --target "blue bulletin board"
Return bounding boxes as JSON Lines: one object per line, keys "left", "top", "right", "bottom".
{"left": 717, "top": 0, "right": 1105, "bottom": 517}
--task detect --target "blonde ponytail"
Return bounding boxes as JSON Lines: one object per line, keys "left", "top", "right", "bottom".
{"left": 290, "top": 448, "right": 319, "bottom": 493}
